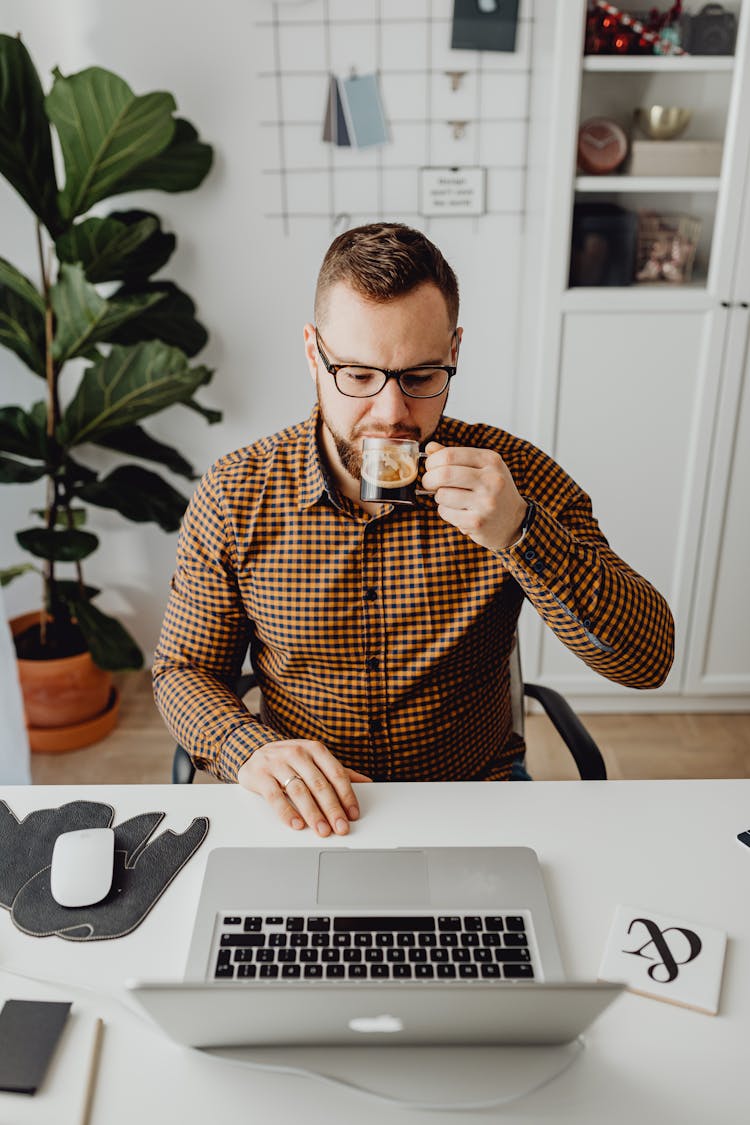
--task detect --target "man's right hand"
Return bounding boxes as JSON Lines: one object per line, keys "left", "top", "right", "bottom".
{"left": 236, "top": 740, "right": 372, "bottom": 836}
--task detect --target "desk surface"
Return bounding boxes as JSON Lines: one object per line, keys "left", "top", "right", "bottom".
{"left": 1, "top": 780, "right": 748, "bottom": 1123}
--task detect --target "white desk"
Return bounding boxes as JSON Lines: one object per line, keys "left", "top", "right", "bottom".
{"left": 1, "top": 780, "right": 748, "bottom": 1123}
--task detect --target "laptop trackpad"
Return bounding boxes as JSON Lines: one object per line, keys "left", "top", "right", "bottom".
{"left": 316, "top": 850, "right": 429, "bottom": 907}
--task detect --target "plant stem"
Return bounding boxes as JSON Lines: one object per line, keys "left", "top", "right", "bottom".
{"left": 36, "top": 221, "right": 57, "bottom": 636}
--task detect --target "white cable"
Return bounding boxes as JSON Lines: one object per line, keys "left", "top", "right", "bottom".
{"left": 197, "top": 1037, "right": 587, "bottom": 1112}
{"left": 1, "top": 965, "right": 587, "bottom": 1111}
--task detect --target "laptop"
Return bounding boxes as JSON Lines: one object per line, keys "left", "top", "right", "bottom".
{"left": 128, "top": 846, "right": 622, "bottom": 1048}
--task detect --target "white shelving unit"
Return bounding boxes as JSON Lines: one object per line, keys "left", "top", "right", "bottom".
{"left": 519, "top": 0, "right": 750, "bottom": 711}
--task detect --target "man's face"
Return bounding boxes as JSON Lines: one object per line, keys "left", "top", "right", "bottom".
{"left": 303, "top": 281, "right": 460, "bottom": 486}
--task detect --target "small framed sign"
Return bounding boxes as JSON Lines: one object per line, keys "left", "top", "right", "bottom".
{"left": 419, "top": 167, "right": 486, "bottom": 218}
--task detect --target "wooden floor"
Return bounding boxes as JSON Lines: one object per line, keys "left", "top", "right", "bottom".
{"left": 29, "top": 670, "right": 750, "bottom": 785}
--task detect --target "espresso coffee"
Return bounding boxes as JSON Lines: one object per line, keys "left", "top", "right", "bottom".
{"left": 360, "top": 438, "right": 420, "bottom": 504}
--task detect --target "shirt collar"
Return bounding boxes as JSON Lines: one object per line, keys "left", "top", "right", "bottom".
{"left": 297, "top": 405, "right": 340, "bottom": 511}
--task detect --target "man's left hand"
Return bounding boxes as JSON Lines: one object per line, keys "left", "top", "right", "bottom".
{"left": 421, "top": 442, "right": 528, "bottom": 553}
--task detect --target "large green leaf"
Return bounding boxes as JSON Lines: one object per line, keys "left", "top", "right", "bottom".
{"left": 115, "top": 118, "right": 213, "bottom": 194}
{"left": 93, "top": 423, "right": 195, "bottom": 479}
{"left": 0, "top": 403, "right": 48, "bottom": 459}
{"left": 70, "top": 598, "right": 144, "bottom": 671}
{"left": 0, "top": 281, "right": 46, "bottom": 375}
{"left": 50, "top": 262, "right": 165, "bottom": 362}
{"left": 0, "top": 257, "right": 45, "bottom": 312}
{"left": 108, "top": 281, "right": 208, "bottom": 356}
{"left": 0, "top": 562, "right": 39, "bottom": 587}
{"left": 182, "top": 398, "right": 222, "bottom": 425}
{"left": 78, "top": 465, "right": 188, "bottom": 531}
{"left": 0, "top": 35, "right": 61, "bottom": 234}
{"left": 56, "top": 213, "right": 159, "bottom": 283}
{"left": 58, "top": 341, "right": 212, "bottom": 446}
{"left": 17, "top": 526, "right": 99, "bottom": 562}
{"left": 0, "top": 455, "right": 46, "bottom": 483}
{"left": 45, "top": 66, "right": 176, "bottom": 221}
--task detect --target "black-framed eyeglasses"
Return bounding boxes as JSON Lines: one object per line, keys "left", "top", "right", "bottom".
{"left": 315, "top": 328, "right": 457, "bottom": 399}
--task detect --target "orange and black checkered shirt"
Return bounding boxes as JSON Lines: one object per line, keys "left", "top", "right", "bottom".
{"left": 153, "top": 408, "right": 674, "bottom": 782}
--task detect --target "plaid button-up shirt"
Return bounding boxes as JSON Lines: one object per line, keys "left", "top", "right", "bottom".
{"left": 153, "top": 408, "right": 674, "bottom": 782}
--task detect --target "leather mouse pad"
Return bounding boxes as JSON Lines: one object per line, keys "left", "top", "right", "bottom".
{"left": 0, "top": 801, "right": 208, "bottom": 941}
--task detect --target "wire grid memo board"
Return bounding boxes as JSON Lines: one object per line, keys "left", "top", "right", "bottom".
{"left": 256, "top": 0, "right": 534, "bottom": 236}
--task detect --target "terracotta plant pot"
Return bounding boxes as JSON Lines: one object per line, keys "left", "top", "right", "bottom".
{"left": 10, "top": 611, "right": 120, "bottom": 752}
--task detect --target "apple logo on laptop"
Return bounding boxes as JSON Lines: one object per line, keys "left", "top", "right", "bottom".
{"left": 348, "top": 1014, "right": 404, "bottom": 1034}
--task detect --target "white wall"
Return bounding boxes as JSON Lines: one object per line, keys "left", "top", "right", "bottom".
{"left": 0, "top": 0, "right": 532, "bottom": 660}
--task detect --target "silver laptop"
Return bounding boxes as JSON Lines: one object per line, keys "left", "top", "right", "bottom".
{"left": 128, "top": 846, "right": 622, "bottom": 1047}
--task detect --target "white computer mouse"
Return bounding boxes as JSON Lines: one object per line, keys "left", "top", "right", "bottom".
{"left": 49, "top": 827, "right": 115, "bottom": 908}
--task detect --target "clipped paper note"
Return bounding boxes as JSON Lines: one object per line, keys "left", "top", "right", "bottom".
{"left": 599, "top": 905, "right": 727, "bottom": 1016}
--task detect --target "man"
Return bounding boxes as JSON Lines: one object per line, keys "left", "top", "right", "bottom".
{"left": 153, "top": 223, "right": 674, "bottom": 836}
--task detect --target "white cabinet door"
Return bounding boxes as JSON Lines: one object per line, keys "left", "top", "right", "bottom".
{"left": 530, "top": 306, "right": 727, "bottom": 702}
{"left": 685, "top": 308, "right": 750, "bottom": 696}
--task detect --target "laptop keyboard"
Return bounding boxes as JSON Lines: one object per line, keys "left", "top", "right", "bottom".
{"left": 211, "top": 912, "right": 538, "bottom": 983}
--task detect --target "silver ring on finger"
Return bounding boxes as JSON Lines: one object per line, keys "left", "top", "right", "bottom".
{"left": 281, "top": 773, "right": 303, "bottom": 792}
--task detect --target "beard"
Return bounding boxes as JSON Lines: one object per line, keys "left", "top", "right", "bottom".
{"left": 316, "top": 379, "right": 425, "bottom": 480}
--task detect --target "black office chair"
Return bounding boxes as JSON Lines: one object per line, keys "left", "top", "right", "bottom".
{"left": 171, "top": 645, "right": 606, "bottom": 783}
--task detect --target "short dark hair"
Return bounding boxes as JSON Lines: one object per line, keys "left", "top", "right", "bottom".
{"left": 314, "top": 222, "right": 459, "bottom": 328}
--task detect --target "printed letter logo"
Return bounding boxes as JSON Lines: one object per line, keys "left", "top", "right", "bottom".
{"left": 623, "top": 917, "right": 702, "bottom": 983}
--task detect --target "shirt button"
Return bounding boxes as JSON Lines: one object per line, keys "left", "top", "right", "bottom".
{"left": 583, "top": 617, "right": 592, "bottom": 630}
{"left": 533, "top": 561, "right": 544, "bottom": 574}
{"left": 366, "top": 657, "right": 380, "bottom": 671}
{"left": 524, "top": 548, "right": 536, "bottom": 561}
{"left": 363, "top": 587, "right": 377, "bottom": 601}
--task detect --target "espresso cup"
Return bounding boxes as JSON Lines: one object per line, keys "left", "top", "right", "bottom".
{"left": 360, "top": 437, "right": 424, "bottom": 505}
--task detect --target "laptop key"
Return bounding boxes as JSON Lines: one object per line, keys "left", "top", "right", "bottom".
{"left": 506, "top": 916, "right": 526, "bottom": 931}
{"left": 485, "top": 917, "right": 505, "bottom": 931}
{"left": 281, "top": 964, "right": 301, "bottom": 978}
{"left": 304, "top": 965, "right": 324, "bottom": 978}
{"left": 465, "top": 916, "right": 483, "bottom": 931}
{"left": 255, "top": 949, "right": 275, "bottom": 963}
{"left": 217, "top": 950, "right": 231, "bottom": 966}
{"left": 386, "top": 948, "right": 405, "bottom": 963}
{"left": 482, "top": 932, "right": 502, "bottom": 947}
{"left": 415, "top": 964, "right": 435, "bottom": 979}
{"left": 408, "top": 948, "right": 427, "bottom": 963}
{"left": 290, "top": 933, "right": 309, "bottom": 947}
{"left": 459, "top": 964, "right": 479, "bottom": 979}
{"left": 354, "top": 933, "right": 372, "bottom": 947}
{"left": 439, "top": 933, "right": 459, "bottom": 947}
{"left": 269, "top": 933, "right": 287, "bottom": 947}
{"left": 278, "top": 949, "right": 297, "bottom": 963}
{"left": 334, "top": 916, "right": 435, "bottom": 932}
{"left": 505, "top": 933, "right": 529, "bottom": 947}
{"left": 430, "top": 948, "right": 449, "bottom": 963}
{"left": 307, "top": 917, "right": 331, "bottom": 931}
{"left": 438, "top": 917, "right": 461, "bottom": 931}
{"left": 494, "top": 948, "right": 531, "bottom": 963}
{"left": 375, "top": 933, "right": 394, "bottom": 947}
{"left": 343, "top": 949, "right": 362, "bottom": 963}
{"left": 260, "top": 964, "right": 279, "bottom": 979}
{"left": 223, "top": 916, "right": 241, "bottom": 926}
{"left": 215, "top": 963, "right": 234, "bottom": 979}
{"left": 460, "top": 933, "right": 480, "bottom": 947}
{"left": 321, "top": 948, "right": 340, "bottom": 962}
{"left": 392, "top": 964, "right": 412, "bottom": 979}
{"left": 326, "top": 965, "right": 345, "bottom": 979}
{"left": 265, "top": 916, "right": 283, "bottom": 925}
{"left": 238, "top": 964, "right": 257, "bottom": 979}
{"left": 299, "top": 949, "right": 318, "bottom": 963}
{"left": 481, "top": 964, "right": 501, "bottom": 979}
{"left": 333, "top": 933, "right": 351, "bottom": 947}
{"left": 286, "top": 917, "right": 305, "bottom": 932}
{"left": 397, "top": 933, "right": 415, "bottom": 947}
{"left": 504, "top": 963, "right": 534, "bottom": 979}
{"left": 437, "top": 964, "right": 457, "bottom": 979}
{"left": 473, "top": 948, "right": 492, "bottom": 963}
{"left": 371, "top": 964, "right": 390, "bottom": 979}
{"left": 311, "top": 934, "right": 329, "bottom": 947}
{"left": 451, "top": 948, "right": 470, "bottom": 963}
{"left": 364, "top": 949, "right": 384, "bottom": 962}
{"left": 243, "top": 916, "right": 263, "bottom": 932}
{"left": 348, "top": 964, "right": 367, "bottom": 979}
{"left": 221, "top": 934, "right": 265, "bottom": 947}
{"left": 418, "top": 933, "right": 437, "bottom": 947}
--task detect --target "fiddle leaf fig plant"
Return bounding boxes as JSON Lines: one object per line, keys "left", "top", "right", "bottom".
{"left": 0, "top": 34, "right": 217, "bottom": 670}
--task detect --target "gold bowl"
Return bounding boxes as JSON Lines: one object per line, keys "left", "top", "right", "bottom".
{"left": 634, "top": 106, "right": 692, "bottom": 140}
